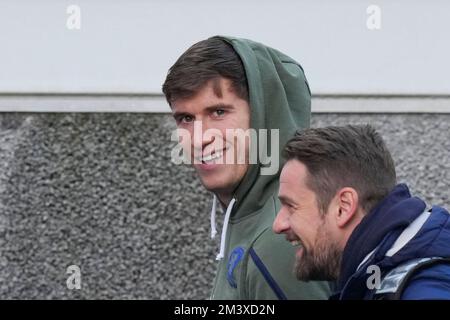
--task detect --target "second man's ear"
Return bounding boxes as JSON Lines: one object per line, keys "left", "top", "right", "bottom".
{"left": 335, "top": 187, "right": 359, "bottom": 228}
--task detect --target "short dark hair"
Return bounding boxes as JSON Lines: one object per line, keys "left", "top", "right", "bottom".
{"left": 162, "top": 36, "right": 249, "bottom": 105}
{"left": 284, "top": 125, "right": 396, "bottom": 214}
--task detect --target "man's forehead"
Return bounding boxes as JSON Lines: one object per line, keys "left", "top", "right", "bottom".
{"left": 171, "top": 88, "right": 225, "bottom": 112}
{"left": 278, "top": 181, "right": 298, "bottom": 204}
{"left": 280, "top": 160, "right": 300, "bottom": 180}
{"left": 280, "top": 160, "right": 309, "bottom": 189}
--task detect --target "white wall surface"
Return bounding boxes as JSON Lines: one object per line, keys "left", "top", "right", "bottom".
{"left": 0, "top": 0, "right": 449, "bottom": 111}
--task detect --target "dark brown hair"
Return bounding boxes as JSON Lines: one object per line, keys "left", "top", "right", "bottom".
{"left": 284, "top": 125, "right": 396, "bottom": 214}
{"left": 162, "top": 36, "right": 248, "bottom": 105}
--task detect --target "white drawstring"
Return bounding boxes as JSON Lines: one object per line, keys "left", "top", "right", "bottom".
{"left": 210, "top": 195, "right": 218, "bottom": 239}
{"left": 216, "top": 198, "right": 236, "bottom": 261}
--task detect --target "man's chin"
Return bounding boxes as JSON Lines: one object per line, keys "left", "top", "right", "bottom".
{"left": 294, "top": 252, "right": 340, "bottom": 282}
{"left": 295, "top": 264, "right": 337, "bottom": 282}
{"left": 199, "top": 177, "right": 229, "bottom": 194}
{"left": 296, "top": 270, "right": 337, "bottom": 282}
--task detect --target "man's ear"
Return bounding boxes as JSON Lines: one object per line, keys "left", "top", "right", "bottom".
{"left": 334, "top": 187, "right": 359, "bottom": 228}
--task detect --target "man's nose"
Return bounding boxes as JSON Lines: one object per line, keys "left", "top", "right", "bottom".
{"left": 192, "top": 120, "right": 215, "bottom": 151}
{"left": 273, "top": 208, "right": 289, "bottom": 234}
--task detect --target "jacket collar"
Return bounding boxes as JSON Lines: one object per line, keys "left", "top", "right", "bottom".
{"left": 336, "top": 184, "right": 426, "bottom": 295}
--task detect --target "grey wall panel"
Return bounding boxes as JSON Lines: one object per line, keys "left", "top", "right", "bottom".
{"left": 0, "top": 113, "right": 448, "bottom": 299}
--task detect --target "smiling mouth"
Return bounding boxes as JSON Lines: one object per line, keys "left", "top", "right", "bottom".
{"left": 290, "top": 240, "right": 302, "bottom": 247}
{"left": 286, "top": 236, "right": 303, "bottom": 248}
{"left": 196, "top": 148, "right": 228, "bottom": 164}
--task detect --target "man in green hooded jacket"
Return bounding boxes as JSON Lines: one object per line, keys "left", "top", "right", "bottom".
{"left": 162, "top": 36, "right": 330, "bottom": 299}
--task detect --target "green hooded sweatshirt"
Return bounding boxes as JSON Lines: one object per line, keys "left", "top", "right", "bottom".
{"left": 210, "top": 36, "right": 331, "bottom": 299}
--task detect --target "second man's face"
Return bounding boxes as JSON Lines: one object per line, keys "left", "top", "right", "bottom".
{"left": 171, "top": 78, "right": 251, "bottom": 202}
{"left": 273, "top": 160, "right": 342, "bottom": 281}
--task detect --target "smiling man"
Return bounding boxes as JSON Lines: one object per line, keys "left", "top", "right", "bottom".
{"left": 171, "top": 77, "right": 251, "bottom": 206}
{"left": 162, "top": 36, "right": 330, "bottom": 299}
{"left": 273, "top": 125, "right": 450, "bottom": 299}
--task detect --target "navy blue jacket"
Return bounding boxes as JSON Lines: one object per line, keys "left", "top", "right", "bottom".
{"left": 331, "top": 184, "right": 450, "bottom": 300}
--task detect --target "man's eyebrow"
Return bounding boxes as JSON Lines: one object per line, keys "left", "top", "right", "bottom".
{"left": 172, "top": 103, "right": 234, "bottom": 119}
{"left": 172, "top": 110, "right": 190, "bottom": 119}
{"left": 278, "top": 194, "right": 294, "bottom": 205}
{"left": 204, "top": 103, "right": 234, "bottom": 112}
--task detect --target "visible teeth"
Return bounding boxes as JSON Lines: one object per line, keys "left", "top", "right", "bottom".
{"left": 290, "top": 240, "right": 302, "bottom": 247}
{"left": 202, "top": 151, "right": 223, "bottom": 162}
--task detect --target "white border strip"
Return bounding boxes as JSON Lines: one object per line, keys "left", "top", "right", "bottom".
{"left": 0, "top": 94, "right": 167, "bottom": 113}
{"left": 313, "top": 96, "right": 450, "bottom": 113}
{"left": 0, "top": 94, "right": 449, "bottom": 113}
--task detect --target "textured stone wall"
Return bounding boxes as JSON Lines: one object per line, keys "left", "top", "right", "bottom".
{"left": 0, "top": 113, "right": 448, "bottom": 299}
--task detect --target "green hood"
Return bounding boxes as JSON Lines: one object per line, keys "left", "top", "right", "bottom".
{"left": 219, "top": 36, "right": 311, "bottom": 219}
{"left": 209, "top": 37, "right": 330, "bottom": 300}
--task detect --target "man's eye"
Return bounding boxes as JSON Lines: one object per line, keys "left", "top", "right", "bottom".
{"left": 286, "top": 203, "right": 296, "bottom": 210}
{"left": 180, "top": 115, "right": 193, "bottom": 123}
{"left": 213, "top": 109, "right": 226, "bottom": 117}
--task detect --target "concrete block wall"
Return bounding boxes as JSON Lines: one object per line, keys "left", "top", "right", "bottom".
{"left": 0, "top": 113, "right": 448, "bottom": 299}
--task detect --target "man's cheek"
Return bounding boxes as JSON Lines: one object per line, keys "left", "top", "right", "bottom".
{"left": 175, "top": 128, "right": 195, "bottom": 164}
